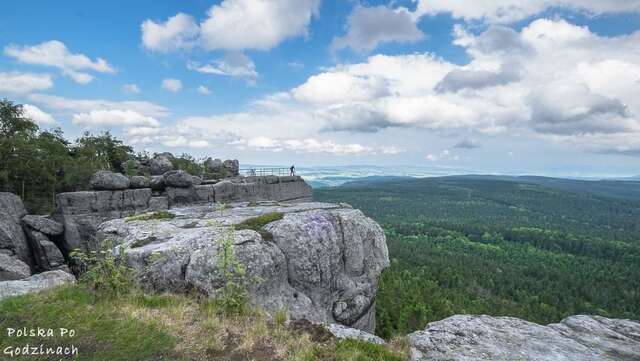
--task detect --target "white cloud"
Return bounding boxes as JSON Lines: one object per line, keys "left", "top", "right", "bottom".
{"left": 233, "top": 136, "right": 402, "bottom": 155}
{"left": 161, "top": 78, "right": 182, "bottom": 92}
{"left": 22, "top": 104, "right": 55, "bottom": 124}
{"left": 332, "top": 5, "right": 425, "bottom": 52}
{"left": 425, "top": 150, "right": 459, "bottom": 161}
{"left": 197, "top": 85, "right": 211, "bottom": 95}
{"left": 28, "top": 94, "right": 170, "bottom": 118}
{"left": 4, "top": 40, "right": 114, "bottom": 84}
{"left": 187, "top": 51, "right": 257, "bottom": 80}
{"left": 72, "top": 109, "right": 160, "bottom": 127}
{"left": 0, "top": 72, "right": 53, "bottom": 93}
{"left": 200, "top": 0, "right": 320, "bottom": 50}
{"left": 141, "top": 13, "right": 199, "bottom": 52}
{"left": 414, "top": 0, "right": 640, "bottom": 23}
{"left": 122, "top": 83, "right": 141, "bottom": 94}
{"left": 176, "top": 18, "right": 640, "bottom": 156}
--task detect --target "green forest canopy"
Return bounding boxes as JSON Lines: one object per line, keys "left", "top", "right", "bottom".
{"left": 315, "top": 177, "right": 640, "bottom": 338}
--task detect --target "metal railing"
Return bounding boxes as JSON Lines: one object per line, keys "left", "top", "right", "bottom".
{"left": 240, "top": 167, "right": 296, "bottom": 177}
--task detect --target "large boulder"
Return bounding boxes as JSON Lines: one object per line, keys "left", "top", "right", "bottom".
{"left": 0, "top": 254, "right": 31, "bottom": 281}
{"left": 0, "top": 270, "right": 76, "bottom": 300}
{"left": 96, "top": 201, "right": 389, "bottom": 332}
{"left": 409, "top": 315, "right": 640, "bottom": 361}
{"left": 223, "top": 159, "right": 240, "bottom": 177}
{"left": 22, "top": 227, "right": 64, "bottom": 271}
{"left": 53, "top": 189, "right": 153, "bottom": 253}
{"left": 205, "top": 158, "right": 223, "bottom": 173}
{"left": 0, "top": 192, "right": 31, "bottom": 265}
{"left": 21, "top": 215, "right": 63, "bottom": 236}
{"left": 150, "top": 154, "right": 174, "bottom": 175}
{"left": 129, "top": 176, "right": 151, "bottom": 189}
{"left": 90, "top": 171, "right": 130, "bottom": 190}
{"left": 163, "top": 170, "right": 193, "bottom": 188}
{"left": 150, "top": 175, "right": 166, "bottom": 191}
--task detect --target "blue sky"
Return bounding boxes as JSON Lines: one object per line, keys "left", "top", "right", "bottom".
{"left": 2, "top": 0, "right": 640, "bottom": 177}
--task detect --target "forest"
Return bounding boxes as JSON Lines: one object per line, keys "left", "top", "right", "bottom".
{"left": 315, "top": 176, "right": 640, "bottom": 338}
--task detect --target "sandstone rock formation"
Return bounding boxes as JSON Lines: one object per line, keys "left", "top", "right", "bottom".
{"left": 409, "top": 314, "right": 640, "bottom": 361}
{"left": 0, "top": 192, "right": 31, "bottom": 266}
{"left": 21, "top": 215, "right": 63, "bottom": 236}
{"left": 90, "top": 170, "right": 130, "bottom": 190}
{"left": 0, "top": 270, "right": 76, "bottom": 300}
{"left": 96, "top": 201, "right": 389, "bottom": 332}
{"left": 0, "top": 253, "right": 31, "bottom": 281}
{"left": 325, "top": 324, "right": 385, "bottom": 345}
{"left": 164, "top": 170, "right": 194, "bottom": 188}
{"left": 129, "top": 176, "right": 151, "bottom": 189}
{"left": 150, "top": 154, "right": 174, "bottom": 175}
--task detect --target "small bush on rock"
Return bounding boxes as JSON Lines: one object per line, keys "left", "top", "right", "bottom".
{"left": 70, "top": 241, "right": 134, "bottom": 298}
{"left": 216, "top": 227, "right": 249, "bottom": 315}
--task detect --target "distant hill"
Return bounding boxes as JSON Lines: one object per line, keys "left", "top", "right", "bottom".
{"left": 445, "top": 174, "right": 640, "bottom": 202}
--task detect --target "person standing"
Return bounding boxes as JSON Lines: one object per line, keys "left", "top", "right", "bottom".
{"left": 290, "top": 165, "right": 295, "bottom": 176}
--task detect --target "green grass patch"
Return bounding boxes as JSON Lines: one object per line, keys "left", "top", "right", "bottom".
{"left": 125, "top": 210, "right": 175, "bottom": 222}
{"left": 334, "top": 339, "right": 407, "bottom": 361}
{"left": 0, "top": 286, "right": 176, "bottom": 361}
{"left": 235, "top": 212, "right": 284, "bottom": 241}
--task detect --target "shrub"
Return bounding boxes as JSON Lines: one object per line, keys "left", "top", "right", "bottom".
{"left": 215, "top": 227, "right": 249, "bottom": 314}
{"left": 70, "top": 240, "right": 134, "bottom": 298}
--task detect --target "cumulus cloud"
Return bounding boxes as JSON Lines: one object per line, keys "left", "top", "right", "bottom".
{"left": 187, "top": 52, "right": 257, "bottom": 81}
{"left": 72, "top": 109, "right": 160, "bottom": 127}
{"left": 171, "top": 18, "right": 640, "bottom": 156}
{"left": 161, "top": 78, "right": 182, "bottom": 92}
{"left": 141, "top": 13, "right": 199, "bottom": 52}
{"left": 200, "top": 0, "right": 320, "bottom": 50}
{"left": 233, "top": 136, "right": 402, "bottom": 155}
{"left": 332, "top": 5, "right": 425, "bottom": 52}
{"left": 0, "top": 72, "right": 53, "bottom": 93}
{"left": 122, "top": 84, "right": 141, "bottom": 94}
{"left": 27, "top": 94, "right": 170, "bottom": 118}
{"left": 197, "top": 85, "right": 211, "bottom": 95}
{"left": 141, "top": 0, "right": 320, "bottom": 53}
{"left": 414, "top": 0, "right": 640, "bottom": 23}
{"left": 22, "top": 104, "right": 55, "bottom": 124}
{"left": 4, "top": 40, "right": 114, "bottom": 84}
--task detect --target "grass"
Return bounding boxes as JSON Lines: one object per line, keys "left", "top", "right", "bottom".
{"left": 125, "top": 210, "right": 175, "bottom": 222}
{"left": 0, "top": 285, "right": 410, "bottom": 361}
{"left": 235, "top": 212, "right": 285, "bottom": 241}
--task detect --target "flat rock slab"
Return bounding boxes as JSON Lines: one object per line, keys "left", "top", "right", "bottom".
{"left": 96, "top": 201, "right": 389, "bottom": 333}
{"left": 0, "top": 270, "right": 76, "bottom": 300}
{"left": 22, "top": 215, "right": 64, "bottom": 236}
{"left": 325, "top": 323, "right": 385, "bottom": 345}
{"left": 409, "top": 314, "right": 640, "bottom": 361}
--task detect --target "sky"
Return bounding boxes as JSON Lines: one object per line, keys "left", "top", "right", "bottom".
{"left": 1, "top": 0, "right": 640, "bottom": 177}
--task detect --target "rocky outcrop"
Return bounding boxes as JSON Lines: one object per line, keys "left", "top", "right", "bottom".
{"left": 0, "top": 192, "right": 31, "bottom": 266}
{"left": 96, "top": 201, "right": 389, "bottom": 332}
{"left": 53, "top": 189, "right": 153, "bottom": 254}
{"left": 0, "top": 270, "right": 76, "bottom": 300}
{"left": 90, "top": 170, "right": 130, "bottom": 190}
{"left": 150, "top": 154, "right": 174, "bottom": 175}
{"left": 325, "top": 324, "right": 385, "bottom": 345}
{"left": 164, "top": 170, "right": 194, "bottom": 188}
{"left": 129, "top": 176, "right": 150, "bottom": 189}
{"left": 409, "top": 314, "right": 640, "bottom": 361}
{"left": 204, "top": 158, "right": 239, "bottom": 178}
{"left": 21, "top": 215, "right": 63, "bottom": 236}
{"left": 0, "top": 254, "right": 31, "bottom": 281}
